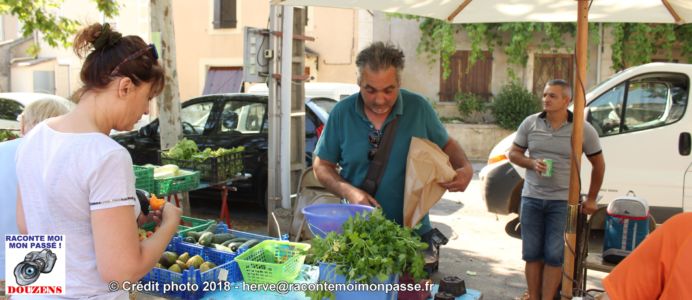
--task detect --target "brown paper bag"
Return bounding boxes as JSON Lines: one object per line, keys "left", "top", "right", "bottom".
{"left": 403, "top": 137, "right": 457, "bottom": 228}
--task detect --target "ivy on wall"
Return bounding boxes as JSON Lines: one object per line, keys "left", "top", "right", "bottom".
{"left": 390, "top": 14, "right": 691, "bottom": 79}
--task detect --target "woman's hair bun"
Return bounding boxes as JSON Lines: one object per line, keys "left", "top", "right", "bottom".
{"left": 92, "top": 23, "right": 122, "bottom": 50}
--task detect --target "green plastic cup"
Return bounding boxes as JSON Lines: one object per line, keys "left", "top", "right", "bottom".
{"left": 543, "top": 159, "right": 553, "bottom": 177}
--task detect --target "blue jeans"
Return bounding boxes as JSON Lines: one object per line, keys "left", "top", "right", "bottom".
{"left": 520, "top": 197, "right": 568, "bottom": 266}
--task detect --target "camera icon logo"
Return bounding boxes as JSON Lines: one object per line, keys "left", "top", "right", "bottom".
{"left": 14, "top": 249, "right": 58, "bottom": 286}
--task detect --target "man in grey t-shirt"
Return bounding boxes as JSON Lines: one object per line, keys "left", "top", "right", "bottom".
{"left": 508, "top": 79, "right": 605, "bottom": 300}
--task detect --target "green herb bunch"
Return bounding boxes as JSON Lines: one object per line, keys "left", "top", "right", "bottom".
{"left": 0, "top": 129, "right": 19, "bottom": 142}
{"left": 306, "top": 209, "right": 428, "bottom": 300}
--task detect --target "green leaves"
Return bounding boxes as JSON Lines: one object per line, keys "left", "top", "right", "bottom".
{"left": 490, "top": 81, "right": 540, "bottom": 130}
{"left": 306, "top": 209, "right": 427, "bottom": 300}
{"left": 0, "top": 0, "right": 119, "bottom": 50}
{"left": 610, "top": 23, "right": 688, "bottom": 71}
{"left": 0, "top": 129, "right": 19, "bottom": 142}
{"left": 388, "top": 14, "right": 691, "bottom": 79}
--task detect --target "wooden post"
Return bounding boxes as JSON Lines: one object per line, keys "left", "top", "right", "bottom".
{"left": 562, "top": 0, "right": 589, "bottom": 298}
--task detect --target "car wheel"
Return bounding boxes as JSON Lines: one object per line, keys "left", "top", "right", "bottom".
{"left": 505, "top": 216, "right": 521, "bottom": 239}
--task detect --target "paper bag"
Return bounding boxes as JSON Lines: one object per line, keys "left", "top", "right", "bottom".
{"left": 403, "top": 137, "right": 456, "bottom": 228}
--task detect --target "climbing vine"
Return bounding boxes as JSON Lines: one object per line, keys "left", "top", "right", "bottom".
{"left": 610, "top": 23, "right": 686, "bottom": 70}
{"left": 389, "top": 14, "right": 691, "bottom": 77}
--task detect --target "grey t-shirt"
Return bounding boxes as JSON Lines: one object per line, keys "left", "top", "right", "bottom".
{"left": 514, "top": 111, "right": 602, "bottom": 201}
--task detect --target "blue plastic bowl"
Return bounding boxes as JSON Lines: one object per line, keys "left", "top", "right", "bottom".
{"left": 302, "top": 203, "right": 374, "bottom": 238}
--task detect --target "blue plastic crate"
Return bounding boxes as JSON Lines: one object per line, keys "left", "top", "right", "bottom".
{"left": 140, "top": 237, "right": 204, "bottom": 299}
{"left": 175, "top": 223, "right": 278, "bottom": 285}
{"left": 140, "top": 265, "right": 197, "bottom": 299}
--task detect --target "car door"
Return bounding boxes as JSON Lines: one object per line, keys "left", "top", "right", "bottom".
{"left": 582, "top": 72, "right": 690, "bottom": 221}
{"left": 305, "top": 97, "right": 337, "bottom": 165}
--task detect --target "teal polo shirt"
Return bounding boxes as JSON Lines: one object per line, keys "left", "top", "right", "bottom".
{"left": 314, "top": 89, "right": 449, "bottom": 234}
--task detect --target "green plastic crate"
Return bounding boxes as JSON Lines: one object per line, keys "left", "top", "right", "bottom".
{"left": 234, "top": 240, "right": 311, "bottom": 284}
{"left": 161, "top": 150, "right": 244, "bottom": 183}
{"left": 154, "top": 170, "right": 200, "bottom": 195}
{"left": 133, "top": 165, "right": 155, "bottom": 193}
{"left": 177, "top": 217, "right": 216, "bottom": 237}
{"left": 141, "top": 216, "right": 214, "bottom": 236}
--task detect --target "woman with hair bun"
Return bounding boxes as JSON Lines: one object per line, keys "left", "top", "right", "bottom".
{"left": 15, "top": 23, "right": 181, "bottom": 299}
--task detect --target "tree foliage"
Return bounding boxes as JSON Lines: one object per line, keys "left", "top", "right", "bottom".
{"left": 390, "top": 14, "right": 691, "bottom": 77}
{"left": 0, "top": 0, "right": 119, "bottom": 51}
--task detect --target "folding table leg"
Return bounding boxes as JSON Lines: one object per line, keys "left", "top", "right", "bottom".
{"left": 219, "top": 185, "right": 233, "bottom": 228}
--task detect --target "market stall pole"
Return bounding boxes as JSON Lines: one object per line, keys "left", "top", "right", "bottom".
{"left": 562, "top": 1, "right": 588, "bottom": 296}
{"left": 274, "top": 0, "right": 691, "bottom": 297}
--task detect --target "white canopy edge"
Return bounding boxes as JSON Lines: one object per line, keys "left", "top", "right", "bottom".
{"left": 273, "top": 0, "right": 692, "bottom": 24}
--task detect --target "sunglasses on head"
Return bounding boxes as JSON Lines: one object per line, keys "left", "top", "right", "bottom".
{"left": 110, "top": 43, "right": 159, "bottom": 77}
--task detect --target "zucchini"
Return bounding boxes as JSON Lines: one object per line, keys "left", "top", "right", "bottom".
{"left": 186, "top": 231, "right": 201, "bottom": 242}
{"left": 212, "top": 244, "right": 234, "bottom": 253}
{"left": 227, "top": 241, "right": 245, "bottom": 252}
{"left": 212, "top": 233, "right": 235, "bottom": 244}
{"left": 221, "top": 238, "right": 247, "bottom": 247}
{"left": 203, "top": 223, "right": 219, "bottom": 233}
{"left": 198, "top": 232, "right": 214, "bottom": 246}
{"left": 238, "top": 239, "right": 260, "bottom": 250}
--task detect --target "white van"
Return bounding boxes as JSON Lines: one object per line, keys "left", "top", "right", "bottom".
{"left": 247, "top": 82, "right": 360, "bottom": 100}
{"left": 480, "top": 63, "right": 691, "bottom": 229}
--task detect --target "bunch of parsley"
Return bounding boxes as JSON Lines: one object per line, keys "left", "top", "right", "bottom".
{"left": 306, "top": 209, "right": 427, "bottom": 300}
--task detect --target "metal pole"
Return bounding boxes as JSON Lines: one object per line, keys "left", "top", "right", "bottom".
{"left": 562, "top": 0, "right": 589, "bottom": 298}
{"left": 280, "top": 5, "right": 294, "bottom": 209}
{"left": 268, "top": 5, "right": 281, "bottom": 221}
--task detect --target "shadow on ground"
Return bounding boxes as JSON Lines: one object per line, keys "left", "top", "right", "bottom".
{"left": 433, "top": 245, "right": 526, "bottom": 299}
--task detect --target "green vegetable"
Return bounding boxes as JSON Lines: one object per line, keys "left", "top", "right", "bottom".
{"left": 186, "top": 231, "right": 201, "bottom": 241}
{"left": 161, "top": 138, "right": 245, "bottom": 176}
{"left": 306, "top": 209, "right": 428, "bottom": 300}
{"left": 212, "top": 233, "right": 235, "bottom": 244}
{"left": 198, "top": 232, "right": 214, "bottom": 246}
{"left": 163, "top": 138, "right": 199, "bottom": 160}
{"left": 0, "top": 129, "right": 19, "bottom": 142}
{"left": 238, "top": 239, "right": 259, "bottom": 250}
{"left": 203, "top": 223, "right": 218, "bottom": 233}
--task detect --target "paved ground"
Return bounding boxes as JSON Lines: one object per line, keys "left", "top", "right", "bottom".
{"left": 428, "top": 163, "right": 607, "bottom": 299}
{"left": 168, "top": 162, "right": 610, "bottom": 299}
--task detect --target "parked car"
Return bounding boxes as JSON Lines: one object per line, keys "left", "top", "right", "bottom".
{"left": 111, "top": 93, "right": 336, "bottom": 207}
{"left": 247, "top": 82, "right": 360, "bottom": 100}
{"left": 479, "top": 63, "right": 691, "bottom": 237}
{"left": 0, "top": 92, "right": 74, "bottom": 130}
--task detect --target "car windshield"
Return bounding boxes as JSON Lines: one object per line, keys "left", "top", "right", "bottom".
{"left": 310, "top": 98, "right": 337, "bottom": 114}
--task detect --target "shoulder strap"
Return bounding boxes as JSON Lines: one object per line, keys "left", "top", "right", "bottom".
{"left": 360, "top": 116, "right": 399, "bottom": 196}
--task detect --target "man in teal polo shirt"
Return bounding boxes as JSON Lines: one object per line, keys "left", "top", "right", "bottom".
{"left": 312, "top": 41, "right": 474, "bottom": 268}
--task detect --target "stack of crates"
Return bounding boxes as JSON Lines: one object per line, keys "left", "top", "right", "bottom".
{"left": 140, "top": 225, "right": 275, "bottom": 299}
{"left": 133, "top": 165, "right": 155, "bottom": 193}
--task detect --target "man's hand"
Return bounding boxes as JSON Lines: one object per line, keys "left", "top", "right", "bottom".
{"left": 439, "top": 166, "right": 473, "bottom": 193}
{"left": 345, "top": 187, "right": 381, "bottom": 208}
{"left": 533, "top": 159, "right": 547, "bottom": 175}
{"left": 582, "top": 198, "right": 598, "bottom": 215}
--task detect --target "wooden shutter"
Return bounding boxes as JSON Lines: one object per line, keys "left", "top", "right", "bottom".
{"left": 439, "top": 51, "right": 493, "bottom": 102}
{"left": 533, "top": 54, "right": 574, "bottom": 97}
